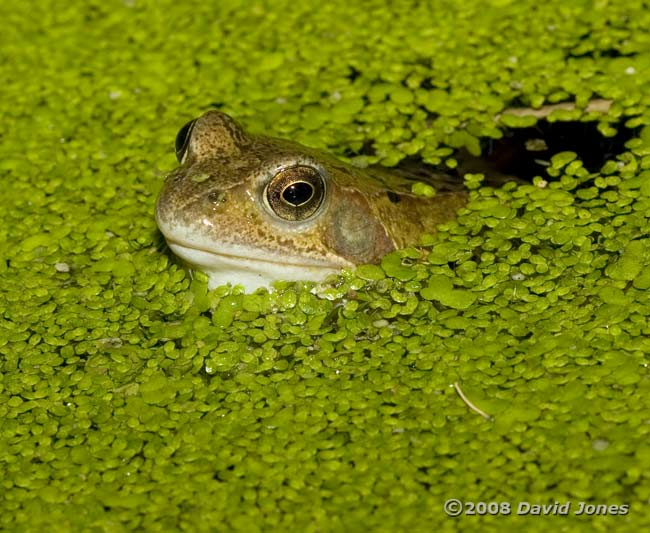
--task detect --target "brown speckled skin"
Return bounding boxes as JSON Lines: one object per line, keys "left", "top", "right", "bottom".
{"left": 156, "top": 110, "right": 467, "bottom": 269}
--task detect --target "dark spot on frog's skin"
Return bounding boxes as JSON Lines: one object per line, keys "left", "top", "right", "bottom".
{"left": 386, "top": 191, "right": 401, "bottom": 204}
{"left": 170, "top": 170, "right": 184, "bottom": 184}
{"left": 207, "top": 191, "right": 226, "bottom": 204}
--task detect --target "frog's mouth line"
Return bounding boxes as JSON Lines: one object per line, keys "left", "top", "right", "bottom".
{"left": 167, "top": 239, "right": 348, "bottom": 270}
{"left": 166, "top": 240, "right": 348, "bottom": 291}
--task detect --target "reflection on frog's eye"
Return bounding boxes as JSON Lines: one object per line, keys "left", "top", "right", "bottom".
{"left": 266, "top": 166, "right": 325, "bottom": 221}
{"left": 175, "top": 119, "right": 196, "bottom": 162}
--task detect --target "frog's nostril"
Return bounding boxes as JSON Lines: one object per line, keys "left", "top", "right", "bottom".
{"left": 207, "top": 190, "right": 227, "bottom": 205}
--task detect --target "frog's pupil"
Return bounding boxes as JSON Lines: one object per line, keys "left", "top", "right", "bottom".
{"left": 282, "top": 181, "right": 314, "bottom": 206}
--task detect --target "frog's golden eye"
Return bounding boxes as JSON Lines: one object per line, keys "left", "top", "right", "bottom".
{"left": 175, "top": 119, "right": 196, "bottom": 162}
{"left": 266, "top": 166, "right": 325, "bottom": 221}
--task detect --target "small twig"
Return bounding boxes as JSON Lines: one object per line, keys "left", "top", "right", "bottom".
{"left": 453, "top": 382, "right": 491, "bottom": 420}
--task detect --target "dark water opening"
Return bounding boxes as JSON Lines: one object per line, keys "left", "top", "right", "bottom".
{"left": 360, "top": 116, "right": 638, "bottom": 187}
{"left": 476, "top": 118, "right": 637, "bottom": 179}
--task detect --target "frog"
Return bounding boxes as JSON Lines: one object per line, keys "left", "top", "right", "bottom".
{"left": 155, "top": 110, "right": 467, "bottom": 291}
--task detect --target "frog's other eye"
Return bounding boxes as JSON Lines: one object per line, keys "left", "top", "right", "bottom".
{"left": 266, "top": 166, "right": 326, "bottom": 221}
{"left": 175, "top": 119, "right": 196, "bottom": 162}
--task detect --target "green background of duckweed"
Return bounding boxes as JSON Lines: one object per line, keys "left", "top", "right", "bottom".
{"left": 2, "top": 0, "right": 650, "bottom": 531}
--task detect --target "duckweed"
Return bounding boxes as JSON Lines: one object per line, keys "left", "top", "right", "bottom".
{"left": 2, "top": 0, "right": 650, "bottom": 531}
